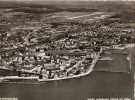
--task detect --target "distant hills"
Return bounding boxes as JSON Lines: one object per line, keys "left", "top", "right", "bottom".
{"left": 0, "top": 0, "right": 134, "bottom": 8}
{"left": 0, "top": 0, "right": 135, "bottom": 23}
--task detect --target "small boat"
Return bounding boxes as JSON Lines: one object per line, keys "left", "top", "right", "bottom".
{"left": 99, "top": 57, "right": 113, "bottom": 61}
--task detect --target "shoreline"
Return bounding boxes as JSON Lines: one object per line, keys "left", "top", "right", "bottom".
{"left": 39, "top": 43, "right": 135, "bottom": 82}
{"left": 0, "top": 50, "right": 101, "bottom": 83}
{"left": 38, "top": 51, "right": 101, "bottom": 82}
{"left": 0, "top": 43, "right": 134, "bottom": 83}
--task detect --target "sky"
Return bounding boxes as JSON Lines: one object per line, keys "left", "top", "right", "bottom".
{"left": 0, "top": 0, "right": 135, "bottom": 1}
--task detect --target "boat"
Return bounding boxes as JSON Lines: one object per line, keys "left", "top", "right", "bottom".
{"left": 99, "top": 57, "right": 112, "bottom": 61}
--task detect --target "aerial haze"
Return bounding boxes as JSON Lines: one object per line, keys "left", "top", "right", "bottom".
{"left": 0, "top": 0, "right": 135, "bottom": 1}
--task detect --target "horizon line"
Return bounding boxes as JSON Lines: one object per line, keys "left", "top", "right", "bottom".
{"left": 0, "top": 0, "right": 135, "bottom": 1}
